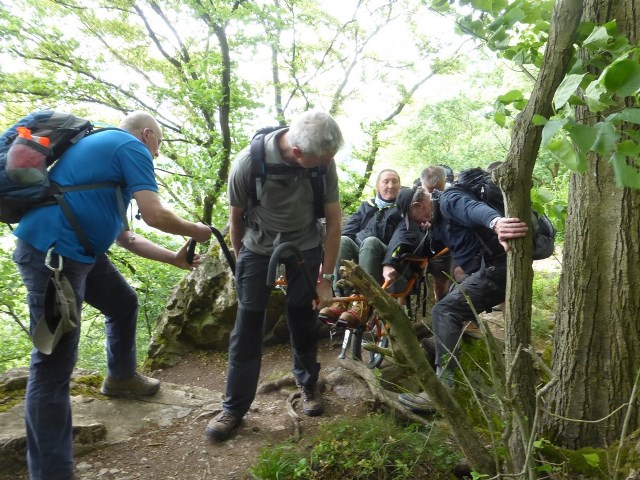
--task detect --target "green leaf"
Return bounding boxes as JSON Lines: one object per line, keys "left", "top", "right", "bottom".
{"left": 584, "top": 81, "right": 610, "bottom": 112}
{"left": 602, "top": 19, "right": 619, "bottom": 35}
{"left": 603, "top": 59, "right": 640, "bottom": 96}
{"left": 568, "top": 123, "right": 597, "bottom": 153}
{"left": 592, "top": 121, "right": 619, "bottom": 155}
{"left": 541, "top": 119, "right": 569, "bottom": 146}
{"left": 470, "top": 0, "right": 493, "bottom": 12}
{"left": 470, "top": 472, "right": 489, "bottom": 480}
{"left": 535, "top": 464, "right": 553, "bottom": 472}
{"left": 494, "top": 111, "right": 506, "bottom": 127}
{"left": 582, "top": 453, "right": 600, "bottom": 468}
{"left": 610, "top": 152, "right": 640, "bottom": 188}
{"left": 532, "top": 187, "right": 555, "bottom": 204}
{"left": 582, "top": 25, "right": 610, "bottom": 50}
{"left": 602, "top": 59, "right": 640, "bottom": 97}
{"left": 576, "top": 22, "right": 596, "bottom": 43}
{"left": 554, "top": 74, "right": 585, "bottom": 110}
{"left": 548, "top": 135, "right": 584, "bottom": 172}
{"left": 431, "top": 0, "right": 451, "bottom": 12}
{"left": 513, "top": 99, "right": 527, "bottom": 110}
{"left": 607, "top": 108, "right": 640, "bottom": 124}
{"left": 503, "top": 7, "right": 525, "bottom": 27}
{"left": 617, "top": 140, "right": 640, "bottom": 156}
{"left": 568, "top": 94, "right": 586, "bottom": 107}
{"left": 532, "top": 114, "right": 547, "bottom": 126}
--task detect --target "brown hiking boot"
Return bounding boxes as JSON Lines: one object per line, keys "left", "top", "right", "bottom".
{"left": 205, "top": 411, "right": 241, "bottom": 441}
{"left": 297, "top": 382, "right": 324, "bottom": 416}
{"left": 319, "top": 301, "right": 348, "bottom": 324}
{"left": 463, "top": 321, "right": 482, "bottom": 339}
{"left": 100, "top": 372, "right": 160, "bottom": 397}
{"left": 338, "top": 301, "right": 368, "bottom": 326}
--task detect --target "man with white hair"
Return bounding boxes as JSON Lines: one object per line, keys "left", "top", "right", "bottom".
{"left": 208, "top": 111, "right": 344, "bottom": 441}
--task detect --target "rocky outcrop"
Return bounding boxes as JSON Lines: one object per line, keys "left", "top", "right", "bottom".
{"left": 0, "top": 368, "right": 220, "bottom": 475}
{"left": 145, "top": 242, "right": 287, "bottom": 369}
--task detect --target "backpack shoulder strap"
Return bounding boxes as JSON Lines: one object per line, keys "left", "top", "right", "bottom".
{"left": 52, "top": 182, "right": 129, "bottom": 256}
{"left": 249, "top": 133, "right": 267, "bottom": 208}
{"left": 308, "top": 165, "right": 326, "bottom": 218}
{"left": 247, "top": 127, "right": 327, "bottom": 218}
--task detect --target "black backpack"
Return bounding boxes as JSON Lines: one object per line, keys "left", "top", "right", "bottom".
{"left": 248, "top": 126, "right": 326, "bottom": 219}
{"left": 1, "top": 110, "right": 128, "bottom": 255}
{"left": 453, "top": 167, "right": 556, "bottom": 260}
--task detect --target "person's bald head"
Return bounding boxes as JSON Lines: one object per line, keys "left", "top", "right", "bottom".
{"left": 119, "top": 111, "right": 163, "bottom": 158}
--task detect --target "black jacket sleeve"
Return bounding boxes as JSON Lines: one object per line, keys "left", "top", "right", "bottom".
{"left": 342, "top": 201, "right": 369, "bottom": 240}
{"left": 382, "top": 220, "right": 426, "bottom": 268}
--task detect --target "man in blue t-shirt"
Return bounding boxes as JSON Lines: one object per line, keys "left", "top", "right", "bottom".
{"left": 12, "top": 111, "right": 212, "bottom": 480}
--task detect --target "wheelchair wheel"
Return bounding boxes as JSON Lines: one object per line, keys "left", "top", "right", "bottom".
{"left": 362, "top": 322, "right": 389, "bottom": 369}
{"left": 350, "top": 312, "right": 389, "bottom": 369}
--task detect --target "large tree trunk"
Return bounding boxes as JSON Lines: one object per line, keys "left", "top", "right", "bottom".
{"left": 545, "top": 0, "right": 640, "bottom": 449}
{"left": 498, "top": 0, "right": 583, "bottom": 472}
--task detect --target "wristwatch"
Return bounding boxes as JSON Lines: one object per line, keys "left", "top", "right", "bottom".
{"left": 321, "top": 273, "right": 335, "bottom": 283}
{"left": 489, "top": 217, "right": 501, "bottom": 231}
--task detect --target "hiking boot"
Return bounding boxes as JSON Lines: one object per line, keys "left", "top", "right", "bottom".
{"left": 100, "top": 372, "right": 160, "bottom": 397}
{"left": 297, "top": 382, "right": 324, "bottom": 416}
{"left": 397, "top": 391, "right": 436, "bottom": 413}
{"left": 338, "top": 301, "right": 367, "bottom": 326}
{"left": 319, "top": 301, "right": 348, "bottom": 324}
{"left": 205, "top": 411, "right": 241, "bottom": 441}
{"left": 463, "top": 321, "right": 482, "bottom": 339}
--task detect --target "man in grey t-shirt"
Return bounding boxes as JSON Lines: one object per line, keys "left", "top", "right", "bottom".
{"left": 206, "top": 111, "right": 344, "bottom": 442}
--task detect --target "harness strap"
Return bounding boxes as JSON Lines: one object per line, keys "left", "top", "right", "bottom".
{"left": 52, "top": 181, "right": 129, "bottom": 256}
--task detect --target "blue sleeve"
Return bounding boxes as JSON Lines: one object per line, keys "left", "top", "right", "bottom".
{"left": 115, "top": 140, "right": 158, "bottom": 194}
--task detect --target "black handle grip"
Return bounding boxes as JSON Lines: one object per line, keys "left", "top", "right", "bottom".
{"left": 185, "top": 226, "right": 236, "bottom": 275}
{"left": 266, "top": 242, "right": 318, "bottom": 302}
{"left": 186, "top": 239, "right": 197, "bottom": 264}
{"left": 211, "top": 226, "right": 236, "bottom": 275}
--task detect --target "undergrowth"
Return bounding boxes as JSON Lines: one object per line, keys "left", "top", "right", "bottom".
{"left": 250, "top": 414, "right": 459, "bottom": 479}
{"left": 531, "top": 269, "right": 560, "bottom": 348}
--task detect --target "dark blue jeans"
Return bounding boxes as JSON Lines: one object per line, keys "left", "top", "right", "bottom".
{"left": 13, "top": 239, "right": 139, "bottom": 480}
{"left": 431, "top": 262, "right": 506, "bottom": 375}
{"left": 223, "top": 245, "right": 322, "bottom": 419}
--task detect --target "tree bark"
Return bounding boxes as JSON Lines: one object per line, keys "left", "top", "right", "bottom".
{"left": 498, "top": 0, "right": 583, "bottom": 472}
{"left": 545, "top": 0, "right": 640, "bottom": 449}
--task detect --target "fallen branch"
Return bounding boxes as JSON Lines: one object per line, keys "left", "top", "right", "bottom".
{"left": 340, "top": 260, "right": 496, "bottom": 474}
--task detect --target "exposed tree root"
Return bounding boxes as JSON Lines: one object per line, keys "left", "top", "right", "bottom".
{"left": 338, "top": 357, "right": 432, "bottom": 426}
{"left": 286, "top": 391, "right": 302, "bottom": 442}
{"left": 256, "top": 374, "right": 296, "bottom": 394}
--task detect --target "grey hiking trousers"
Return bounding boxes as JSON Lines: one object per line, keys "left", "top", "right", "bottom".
{"left": 222, "top": 244, "right": 322, "bottom": 419}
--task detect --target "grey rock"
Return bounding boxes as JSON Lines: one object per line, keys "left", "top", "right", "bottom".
{"left": 0, "top": 368, "right": 221, "bottom": 474}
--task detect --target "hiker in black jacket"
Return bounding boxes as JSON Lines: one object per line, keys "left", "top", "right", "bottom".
{"left": 319, "top": 169, "right": 402, "bottom": 325}
{"left": 398, "top": 185, "right": 528, "bottom": 413}
{"left": 380, "top": 186, "right": 432, "bottom": 300}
